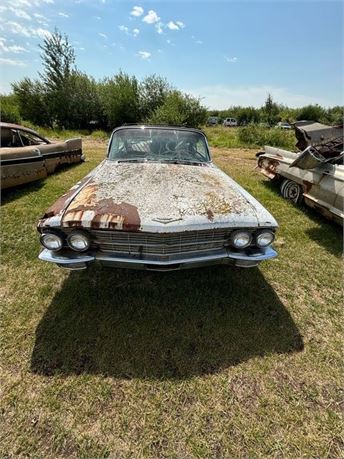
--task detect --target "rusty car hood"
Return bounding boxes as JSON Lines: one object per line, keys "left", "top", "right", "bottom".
{"left": 39, "top": 160, "right": 277, "bottom": 232}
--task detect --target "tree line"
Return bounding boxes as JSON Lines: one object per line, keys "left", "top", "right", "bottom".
{"left": 1, "top": 30, "right": 207, "bottom": 130}
{"left": 209, "top": 95, "right": 343, "bottom": 127}
{"left": 0, "top": 29, "right": 342, "bottom": 130}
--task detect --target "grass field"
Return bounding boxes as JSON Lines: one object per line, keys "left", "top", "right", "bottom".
{"left": 1, "top": 137, "right": 343, "bottom": 458}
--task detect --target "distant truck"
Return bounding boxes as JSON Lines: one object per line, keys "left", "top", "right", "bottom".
{"left": 206, "top": 116, "right": 219, "bottom": 126}
{"left": 223, "top": 118, "right": 238, "bottom": 127}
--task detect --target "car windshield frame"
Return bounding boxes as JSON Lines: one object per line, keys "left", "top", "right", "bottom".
{"left": 107, "top": 126, "right": 211, "bottom": 165}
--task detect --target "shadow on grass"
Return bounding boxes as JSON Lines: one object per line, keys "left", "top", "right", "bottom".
{"left": 31, "top": 265, "right": 303, "bottom": 379}
{"left": 305, "top": 223, "right": 342, "bottom": 258}
{"left": 1, "top": 179, "right": 46, "bottom": 206}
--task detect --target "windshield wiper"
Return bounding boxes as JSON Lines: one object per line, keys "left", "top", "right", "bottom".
{"left": 116, "top": 158, "right": 146, "bottom": 163}
{"left": 160, "top": 159, "right": 203, "bottom": 165}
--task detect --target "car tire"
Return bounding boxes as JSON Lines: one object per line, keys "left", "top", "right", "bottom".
{"left": 280, "top": 179, "right": 303, "bottom": 204}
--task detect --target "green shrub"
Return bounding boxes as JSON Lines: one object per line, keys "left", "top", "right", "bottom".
{"left": 148, "top": 90, "right": 207, "bottom": 128}
{"left": 238, "top": 124, "right": 295, "bottom": 149}
{"left": 0, "top": 94, "right": 21, "bottom": 124}
{"left": 90, "top": 130, "right": 109, "bottom": 140}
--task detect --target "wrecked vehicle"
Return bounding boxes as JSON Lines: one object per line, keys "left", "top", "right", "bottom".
{"left": 1, "top": 122, "right": 83, "bottom": 190}
{"left": 37, "top": 125, "right": 278, "bottom": 271}
{"left": 257, "top": 121, "right": 343, "bottom": 225}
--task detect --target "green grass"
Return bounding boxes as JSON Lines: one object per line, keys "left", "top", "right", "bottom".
{"left": 204, "top": 125, "right": 295, "bottom": 150}
{"left": 1, "top": 139, "right": 342, "bottom": 458}
{"left": 20, "top": 122, "right": 110, "bottom": 142}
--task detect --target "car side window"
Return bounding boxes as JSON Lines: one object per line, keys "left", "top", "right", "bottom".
{"left": 19, "top": 131, "right": 48, "bottom": 146}
{"left": 0, "top": 128, "right": 22, "bottom": 148}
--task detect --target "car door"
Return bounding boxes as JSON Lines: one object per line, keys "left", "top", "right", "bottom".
{"left": 0, "top": 128, "right": 47, "bottom": 189}
{"left": 18, "top": 129, "right": 66, "bottom": 173}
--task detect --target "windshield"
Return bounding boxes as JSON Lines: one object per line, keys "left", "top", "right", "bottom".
{"left": 108, "top": 127, "right": 210, "bottom": 164}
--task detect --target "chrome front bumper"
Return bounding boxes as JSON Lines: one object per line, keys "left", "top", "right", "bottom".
{"left": 38, "top": 247, "right": 277, "bottom": 271}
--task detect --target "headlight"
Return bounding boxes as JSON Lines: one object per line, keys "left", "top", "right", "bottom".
{"left": 256, "top": 231, "right": 275, "bottom": 247}
{"left": 230, "top": 231, "right": 252, "bottom": 249}
{"left": 40, "top": 233, "right": 63, "bottom": 251}
{"left": 67, "top": 231, "right": 90, "bottom": 252}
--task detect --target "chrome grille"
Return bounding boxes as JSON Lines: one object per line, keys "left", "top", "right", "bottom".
{"left": 91, "top": 229, "right": 231, "bottom": 258}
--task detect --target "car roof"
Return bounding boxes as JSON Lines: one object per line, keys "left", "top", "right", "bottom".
{"left": 0, "top": 122, "right": 44, "bottom": 138}
{"left": 113, "top": 124, "right": 207, "bottom": 136}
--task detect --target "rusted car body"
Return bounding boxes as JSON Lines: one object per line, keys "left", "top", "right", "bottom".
{"left": 38, "top": 125, "right": 278, "bottom": 271}
{"left": 257, "top": 122, "right": 343, "bottom": 225}
{"left": 1, "top": 122, "right": 83, "bottom": 190}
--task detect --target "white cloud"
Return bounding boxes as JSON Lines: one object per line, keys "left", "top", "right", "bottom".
{"left": 94, "top": 16, "right": 101, "bottom": 20}
{"left": 225, "top": 56, "right": 238, "bottom": 63}
{"left": 155, "top": 22, "right": 163, "bottom": 34}
{"left": 143, "top": 10, "right": 160, "bottom": 24}
{"left": 33, "top": 12, "right": 49, "bottom": 25}
{"left": 0, "top": 57, "right": 25, "bottom": 66}
{"left": 34, "top": 27, "right": 51, "bottom": 38}
{"left": 9, "top": 8, "right": 31, "bottom": 20}
{"left": 4, "top": 21, "right": 51, "bottom": 38}
{"left": 166, "top": 20, "right": 184, "bottom": 31}
{"left": 137, "top": 50, "right": 151, "bottom": 60}
{"left": 130, "top": 6, "right": 143, "bottom": 17}
{"left": 186, "top": 85, "right": 337, "bottom": 109}
{"left": 58, "top": 12, "right": 69, "bottom": 18}
{"left": 166, "top": 21, "right": 179, "bottom": 30}
{"left": 98, "top": 32, "right": 107, "bottom": 38}
{"left": 5, "top": 21, "right": 31, "bottom": 37}
{"left": 0, "top": 38, "right": 26, "bottom": 53}
{"left": 119, "top": 25, "right": 139, "bottom": 37}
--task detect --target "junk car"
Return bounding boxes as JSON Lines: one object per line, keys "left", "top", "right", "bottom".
{"left": 37, "top": 125, "right": 278, "bottom": 271}
{"left": 257, "top": 121, "right": 343, "bottom": 225}
{"left": 1, "top": 122, "right": 83, "bottom": 190}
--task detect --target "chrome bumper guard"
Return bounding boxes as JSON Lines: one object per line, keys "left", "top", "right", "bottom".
{"left": 39, "top": 247, "right": 277, "bottom": 271}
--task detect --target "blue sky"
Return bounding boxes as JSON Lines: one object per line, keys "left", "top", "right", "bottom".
{"left": 0, "top": 0, "right": 342, "bottom": 108}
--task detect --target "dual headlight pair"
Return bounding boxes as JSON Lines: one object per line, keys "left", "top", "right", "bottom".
{"left": 230, "top": 230, "right": 274, "bottom": 249}
{"left": 40, "top": 231, "right": 90, "bottom": 252}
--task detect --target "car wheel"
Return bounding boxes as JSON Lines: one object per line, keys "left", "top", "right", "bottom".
{"left": 280, "top": 179, "right": 303, "bottom": 204}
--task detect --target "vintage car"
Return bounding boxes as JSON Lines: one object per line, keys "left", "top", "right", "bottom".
{"left": 1, "top": 122, "right": 83, "bottom": 190}
{"left": 37, "top": 125, "right": 278, "bottom": 271}
{"left": 257, "top": 122, "right": 343, "bottom": 225}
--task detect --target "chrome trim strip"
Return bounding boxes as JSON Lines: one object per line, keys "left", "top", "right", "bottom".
{"left": 38, "top": 246, "right": 277, "bottom": 269}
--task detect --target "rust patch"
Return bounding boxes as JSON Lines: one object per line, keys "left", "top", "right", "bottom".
{"left": 266, "top": 159, "right": 280, "bottom": 174}
{"left": 206, "top": 209, "right": 214, "bottom": 221}
{"left": 64, "top": 194, "right": 141, "bottom": 231}
{"left": 302, "top": 180, "right": 313, "bottom": 193}
{"left": 42, "top": 176, "right": 90, "bottom": 218}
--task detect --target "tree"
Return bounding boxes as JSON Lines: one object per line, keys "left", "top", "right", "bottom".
{"left": 139, "top": 75, "right": 172, "bottom": 120}
{"left": 12, "top": 78, "right": 51, "bottom": 126}
{"left": 0, "top": 93, "right": 21, "bottom": 124}
{"left": 39, "top": 29, "right": 75, "bottom": 90}
{"left": 99, "top": 72, "right": 139, "bottom": 128}
{"left": 38, "top": 29, "right": 76, "bottom": 127}
{"left": 148, "top": 90, "right": 207, "bottom": 127}
{"left": 263, "top": 93, "right": 279, "bottom": 126}
{"left": 296, "top": 104, "right": 325, "bottom": 122}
